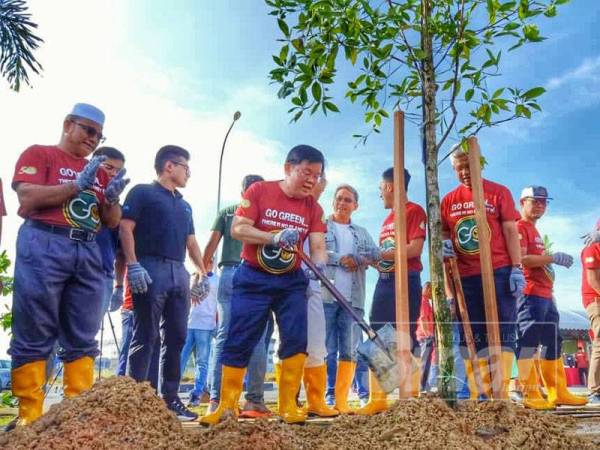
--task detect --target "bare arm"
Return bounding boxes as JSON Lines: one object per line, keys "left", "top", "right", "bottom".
{"left": 100, "top": 203, "right": 121, "bottom": 229}
{"left": 381, "top": 237, "right": 425, "bottom": 261}
{"left": 521, "top": 253, "right": 553, "bottom": 269}
{"left": 309, "top": 232, "right": 327, "bottom": 265}
{"left": 119, "top": 219, "right": 138, "bottom": 264}
{"left": 203, "top": 230, "right": 222, "bottom": 268}
{"left": 586, "top": 268, "right": 600, "bottom": 296}
{"left": 231, "top": 216, "right": 273, "bottom": 245}
{"left": 16, "top": 182, "right": 79, "bottom": 216}
{"left": 187, "top": 234, "right": 207, "bottom": 275}
{"left": 502, "top": 220, "right": 522, "bottom": 266}
{"left": 114, "top": 248, "right": 126, "bottom": 286}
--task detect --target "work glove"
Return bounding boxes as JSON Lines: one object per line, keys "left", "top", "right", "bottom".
{"left": 74, "top": 155, "right": 106, "bottom": 191}
{"left": 304, "top": 262, "right": 326, "bottom": 281}
{"left": 109, "top": 286, "right": 124, "bottom": 312}
{"left": 191, "top": 274, "right": 210, "bottom": 302}
{"left": 271, "top": 228, "right": 300, "bottom": 249}
{"left": 552, "top": 251, "right": 574, "bottom": 268}
{"left": 105, "top": 169, "right": 130, "bottom": 204}
{"left": 509, "top": 266, "right": 525, "bottom": 300}
{"left": 582, "top": 230, "right": 600, "bottom": 246}
{"left": 127, "top": 262, "right": 153, "bottom": 294}
{"left": 443, "top": 239, "right": 456, "bottom": 259}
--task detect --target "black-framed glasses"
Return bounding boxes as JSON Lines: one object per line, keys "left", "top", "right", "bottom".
{"left": 170, "top": 160, "right": 191, "bottom": 176}
{"left": 72, "top": 121, "right": 106, "bottom": 143}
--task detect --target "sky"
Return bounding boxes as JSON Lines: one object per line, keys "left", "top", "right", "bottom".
{"left": 0, "top": 0, "right": 599, "bottom": 358}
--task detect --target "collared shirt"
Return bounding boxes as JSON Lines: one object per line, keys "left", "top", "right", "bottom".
{"left": 211, "top": 204, "right": 242, "bottom": 266}
{"left": 323, "top": 217, "right": 378, "bottom": 309}
{"left": 122, "top": 182, "right": 194, "bottom": 262}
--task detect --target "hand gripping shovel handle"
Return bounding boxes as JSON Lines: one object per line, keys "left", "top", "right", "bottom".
{"left": 295, "top": 246, "right": 392, "bottom": 358}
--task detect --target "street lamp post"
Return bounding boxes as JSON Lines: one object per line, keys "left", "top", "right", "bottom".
{"left": 216, "top": 111, "right": 241, "bottom": 214}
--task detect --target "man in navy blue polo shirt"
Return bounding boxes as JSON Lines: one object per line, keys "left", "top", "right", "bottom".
{"left": 120, "top": 145, "right": 210, "bottom": 421}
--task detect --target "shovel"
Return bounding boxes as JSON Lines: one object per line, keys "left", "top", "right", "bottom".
{"left": 296, "top": 246, "right": 402, "bottom": 393}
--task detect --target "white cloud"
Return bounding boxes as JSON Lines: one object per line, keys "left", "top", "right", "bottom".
{"left": 546, "top": 55, "right": 600, "bottom": 90}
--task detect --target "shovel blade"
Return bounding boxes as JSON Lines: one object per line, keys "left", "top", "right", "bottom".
{"left": 356, "top": 323, "right": 404, "bottom": 393}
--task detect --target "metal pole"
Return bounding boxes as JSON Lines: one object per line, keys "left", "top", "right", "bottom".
{"left": 216, "top": 111, "right": 241, "bottom": 214}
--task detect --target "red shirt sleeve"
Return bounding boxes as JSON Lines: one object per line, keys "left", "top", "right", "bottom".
{"left": 235, "top": 181, "right": 262, "bottom": 223}
{"left": 582, "top": 245, "right": 600, "bottom": 270}
{"left": 407, "top": 203, "right": 427, "bottom": 242}
{"left": 12, "top": 145, "right": 50, "bottom": 188}
{"left": 0, "top": 179, "right": 6, "bottom": 216}
{"left": 309, "top": 200, "right": 327, "bottom": 233}
{"left": 440, "top": 195, "right": 450, "bottom": 233}
{"left": 517, "top": 221, "right": 530, "bottom": 255}
{"left": 498, "top": 185, "right": 520, "bottom": 222}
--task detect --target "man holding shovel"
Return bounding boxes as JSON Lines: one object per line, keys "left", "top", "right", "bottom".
{"left": 356, "top": 167, "right": 426, "bottom": 415}
{"left": 200, "top": 144, "right": 327, "bottom": 425}
{"left": 516, "top": 185, "right": 586, "bottom": 409}
{"left": 441, "top": 144, "right": 523, "bottom": 400}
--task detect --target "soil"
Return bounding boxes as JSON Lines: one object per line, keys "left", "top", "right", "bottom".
{"left": 1, "top": 377, "right": 596, "bottom": 449}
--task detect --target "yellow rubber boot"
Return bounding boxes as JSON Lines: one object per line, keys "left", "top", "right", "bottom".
{"left": 517, "top": 359, "right": 554, "bottom": 410}
{"left": 199, "top": 365, "right": 246, "bottom": 425}
{"left": 477, "top": 359, "right": 493, "bottom": 399}
{"left": 411, "top": 358, "right": 421, "bottom": 398}
{"left": 304, "top": 365, "right": 339, "bottom": 417}
{"left": 354, "top": 370, "right": 388, "bottom": 416}
{"left": 464, "top": 359, "right": 479, "bottom": 401}
{"left": 11, "top": 361, "right": 46, "bottom": 425}
{"left": 540, "top": 359, "right": 587, "bottom": 407}
{"left": 501, "top": 351, "right": 515, "bottom": 399}
{"left": 63, "top": 357, "right": 94, "bottom": 398}
{"left": 334, "top": 360, "right": 356, "bottom": 414}
{"left": 279, "top": 354, "right": 307, "bottom": 424}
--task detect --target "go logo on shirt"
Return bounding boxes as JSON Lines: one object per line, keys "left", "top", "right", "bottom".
{"left": 63, "top": 190, "right": 101, "bottom": 232}
{"left": 377, "top": 237, "right": 395, "bottom": 272}
{"left": 257, "top": 230, "right": 297, "bottom": 274}
{"left": 454, "top": 215, "right": 490, "bottom": 255}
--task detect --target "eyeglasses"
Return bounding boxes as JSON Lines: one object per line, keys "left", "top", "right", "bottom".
{"left": 170, "top": 160, "right": 191, "bottom": 176}
{"left": 72, "top": 121, "right": 106, "bottom": 143}
{"left": 525, "top": 198, "right": 548, "bottom": 206}
{"left": 295, "top": 167, "right": 322, "bottom": 182}
{"left": 335, "top": 195, "right": 355, "bottom": 204}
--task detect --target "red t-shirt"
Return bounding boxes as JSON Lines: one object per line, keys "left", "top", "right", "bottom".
{"left": 581, "top": 243, "right": 600, "bottom": 308}
{"left": 0, "top": 179, "right": 6, "bottom": 216}
{"left": 12, "top": 145, "right": 109, "bottom": 232}
{"left": 416, "top": 295, "right": 435, "bottom": 340}
{"left": 575, "top": 351, "right": 589, "bottom": 369}
{"left": 377, "top": 202, "right": 427, "bottom": 273}
{"left": 235, "top": 180, "right": 326, "bottom": 274}
{"left": 441, "top": 179, "right": 520, "bottom": 277}
{"left": 122, "top": 274, "right": 133, "bottom": 311}
{"left": 517, "top": 219, "right": 553, "bottom": 299}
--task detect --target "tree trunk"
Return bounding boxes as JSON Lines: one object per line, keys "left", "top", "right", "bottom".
{"left": 421, "top": 0, "right": 456, "bottom": 405}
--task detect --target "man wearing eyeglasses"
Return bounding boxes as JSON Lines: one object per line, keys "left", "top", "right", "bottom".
{"left": 120, "top": 145, "right": 210, "bottom": 421}
{"left": 9, "top": 103, "right": 127, "bottom": 428}
{"left": 515, "top": 186, "right": 586, "bottom": 409}
{"left": 200, "top": 144, "right": 328, "bottom": 425}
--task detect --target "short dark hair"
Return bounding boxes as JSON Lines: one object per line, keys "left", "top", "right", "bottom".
{"left": 93, "top": 146, "right": 125, "bottom": 162}
{"left": 285, "top": 144, "right": 325, "bottom": 170}
{"left": 334, "top": 184, "right": 359, "bottom": 202}
{"left": 382, "top": 167, "right": 411, "bottom": 190}
{"left": 242, "top": 174, "right": 264, "bottom": 192}
{"left": 154, "top": 145, "right": 190, "bottom": 174}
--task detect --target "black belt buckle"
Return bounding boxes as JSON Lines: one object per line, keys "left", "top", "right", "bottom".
{"left": 69, "top": 228, "right": 92, "bottom": 242}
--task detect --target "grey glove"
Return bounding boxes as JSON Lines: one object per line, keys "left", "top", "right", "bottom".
{"left": 552, "top": 252, "right": 574, "bottom": 268}
{"left": 443, "top": 239, "right": 456, "bottom": 259}
{"left": 304, "top": 262, "right": 326, "bottom": 281}
{"left": 509, "top": 266, "right": 525, "bottom": 299}
{"left": 271, "top": 228, "right": 300, "bottom": 249}
{"left": 105, "top": 169, "right": 130, "bottom": 204}
{"left": 75, "top": 155, "right": 106, "bottom": 191}
{"left": 109, "top": 286, "right": 124, "bottom": 312}
{"left": 127, "top": 262, "right": 153, "bottom": 294}
{"left": 191, "top": 274, "right": 210, "bottom": 301}
{"left": 582, "top": 230, "right": 600, "bottom": 246}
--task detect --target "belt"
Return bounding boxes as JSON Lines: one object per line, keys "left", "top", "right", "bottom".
{"left": 27, "top": 220, "right": 97, "bottom": 242}
{"left": 379, "top": 272, "right": 395, "bottom": 280}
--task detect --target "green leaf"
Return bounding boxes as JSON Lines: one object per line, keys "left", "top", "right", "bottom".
{"left": 311, "top": 82, "right": 322, "bottom": 101}
{"left": 324, "top": 102, "right": 339, "bottom": 112}
{"left": 278, "top": 19, "right": 290, "bottom": 37}
{"left": 291, "top": 38, "right": 305, "bottom": 52}
{"left": 522, "top": 87, "right": 546, "bottom": 100}
{"left": 465, "top": 88, "right": 474, "bottom": 102}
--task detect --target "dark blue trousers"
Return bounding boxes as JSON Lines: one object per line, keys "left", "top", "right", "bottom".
{"left": 457, "top": 266, "right": 517, "bottom": 358}
{"left": 222, "top": 264, "right": 308, "bottom": 367}
{"left": 516, "top": 295, "right": 561, "bottom": 360}
{"left": 127, "top": 256, "right": 190, "bottom": 401}
{"left": 9, "top": 223, "right": 104, "bottom": 368}
{"left": 369, "top": 271, "right": 422, "bottom": 355}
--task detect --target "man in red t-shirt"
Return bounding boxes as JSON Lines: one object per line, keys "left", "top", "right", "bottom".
{"left": 515, "top": 186, "right": 586, "bottom": 409}
{"left": 581, "top": 218, "right": 600, "bottom": 404}
{"left": 200, "top": 145, "right": 327, "bottom": 426}
{"left": 8, "top": 103, "right": 128, "bottom": 428}
{"left": 441, "top": 144, "right": 523, "bottom": 400}
{"left": 356, "top": 167, "right": 426, "bottom": 416}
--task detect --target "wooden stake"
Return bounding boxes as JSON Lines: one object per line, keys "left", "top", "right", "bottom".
{"left": 393, "top": 110, "right": 412, "bottom": 398}
{"left": 466, "top": 136, "right": 505, "bottom": 399}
